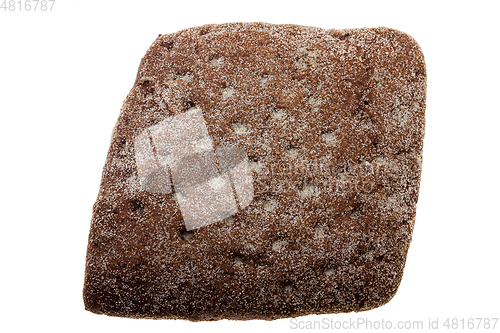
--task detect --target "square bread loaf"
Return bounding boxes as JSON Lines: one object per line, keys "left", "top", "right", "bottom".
{"left": 83, "top": 22, "right": 426, "bottom": 320}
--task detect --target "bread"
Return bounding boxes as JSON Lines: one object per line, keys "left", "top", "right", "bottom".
{"left": 83, "top": 22, "right": 426, "bottom": 320}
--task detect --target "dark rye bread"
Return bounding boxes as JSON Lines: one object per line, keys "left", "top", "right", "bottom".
{"left": 83, "top": 22, "right": 426, "bottom": 320}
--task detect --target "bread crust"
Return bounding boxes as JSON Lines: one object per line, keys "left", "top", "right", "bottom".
{"left": 83, "top": 22, "right": 426, "bottom": 320}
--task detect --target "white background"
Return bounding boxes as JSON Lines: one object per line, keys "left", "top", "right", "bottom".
{"left": 1, "top": 0, "right": 499, "bottom": 332}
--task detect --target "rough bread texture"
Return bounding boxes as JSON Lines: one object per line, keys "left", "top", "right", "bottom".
{"left": 83, "top": 22, "right": 426, "bottom": 321}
